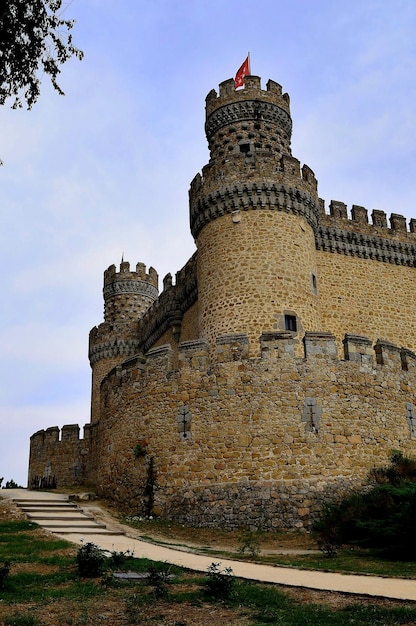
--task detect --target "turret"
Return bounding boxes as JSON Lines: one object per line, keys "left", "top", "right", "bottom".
{"left": 89, "top": 261, "right": 158, "bottom": 422}
{"left": 189, "top": 76, "right": 321, "bottom": 354}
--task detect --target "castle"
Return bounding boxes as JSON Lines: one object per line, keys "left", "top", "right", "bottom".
{"left": 29, "top": 75, "right": 416, "bottom": 530}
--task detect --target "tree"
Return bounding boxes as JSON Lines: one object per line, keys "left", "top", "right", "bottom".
{"left": 0, "top": 0, "right": 83, "bottom": 110}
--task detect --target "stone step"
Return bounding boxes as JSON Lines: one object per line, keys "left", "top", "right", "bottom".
{"left": 16, "top": 503, "right": 78, "bottom": 511}
{"left": 53, "top": 527, "right": 121, "bottom": 535}
{"left": 11, "top": 496, "right": 124, "bottom": 538}
{"left": 14, "top": 501, "right": 73, "bottom": 507}
{"left": 26, "top": 514, "right": 95, "bottom": 522}
{"left": 39, "top": 518, "right": 106, "bottom": 526}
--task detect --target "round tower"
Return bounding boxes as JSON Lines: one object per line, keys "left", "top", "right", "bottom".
{"left": 189, "top": 76, "right": 321, "bottom": 354}
{"left": 88, "top": 261, "right": 158, "bottom": 422}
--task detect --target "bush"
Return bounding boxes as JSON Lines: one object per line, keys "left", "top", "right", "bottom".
{"left": 204, "top": 562, "right": 234, "bottom": 600}
{"left": 238, "top": 529, "right": 261, "bottom": 558}
{"left": 2, "top": 479, "right": 23, "bottom": 489}
{"left": 314, "top": 452, "right": 416, "bottom": 559}
{"left": 0, "top": 561, "right": 10, "bottom": 589}
{"left": 146, "top": 562, "right": 171, "bottom": 599}
{"left": 76, "top": 542, "right": 105, "bottom": 578}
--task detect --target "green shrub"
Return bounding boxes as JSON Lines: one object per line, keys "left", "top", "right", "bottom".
{"left": 237, "top": 529, "right": 261, "bottom": 558}
{"left": 314, "top": 452, "right": 416, "bottom": 559}
{"left": 146, "top": 562, "right": 171, "bottom": 599}
{"left": 3, "top": 613, "right": 40, "bottom": 626}
{"left": 204, "top": 562, "right": 234, "bottom": 600}
{"left": 76, "top": 542, "right": 105, "bottom": 578}
{"left": 0, "top": 560, "right": 11, "bottom": 589}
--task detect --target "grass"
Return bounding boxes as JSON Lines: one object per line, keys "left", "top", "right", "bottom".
{"left": 120, "top": 514, "right": 416, "bottom": 578}
{"left": 2, "top": 499, "right": 416, "bottom": 625}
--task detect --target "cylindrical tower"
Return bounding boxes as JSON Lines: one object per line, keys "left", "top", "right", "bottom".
{"left": 89, "top": 260, "right": 158, "bottom": 422}
{"left": 189, "top": 76, "right": 321, "bottom": 354}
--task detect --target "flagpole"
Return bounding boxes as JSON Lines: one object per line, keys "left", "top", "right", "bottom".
{"left": 248, "top": 51, "right": 251, "bottom": 74}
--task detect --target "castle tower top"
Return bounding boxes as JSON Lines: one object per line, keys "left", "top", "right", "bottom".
{"left": 204, "top": 76, "right": 293, "bottom": 159}
{"left": 103, "top": 261, "right": 158, "bottom": 324}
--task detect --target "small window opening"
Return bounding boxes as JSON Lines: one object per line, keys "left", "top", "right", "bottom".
{"left": 285, "top": 315, "right": 297, "bottom": 332}
{"left": 239, "top": 143, "right": 250, "bottom": 154}
{"left": 311, "top": 273, "right": 317, "bottom": 294}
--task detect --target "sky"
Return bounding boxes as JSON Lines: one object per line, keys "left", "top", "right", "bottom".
{"left": 1, "top": 0, "right": 416, "bottom": 486}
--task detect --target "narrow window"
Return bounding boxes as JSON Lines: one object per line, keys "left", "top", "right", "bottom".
{"left": 311, "top": 273, "right": 317, "bottom": 294}
{"left": 285, "top": 314, "right": 297, "bottom": 332}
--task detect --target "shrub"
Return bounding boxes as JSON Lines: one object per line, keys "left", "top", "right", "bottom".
{"left": 204, "top": 562, "right": 234, "bottom": 600}
{"left": 3, "top": 613, "right": 40, "bottom": 626}
{"left": 314, "top": 452, "right": 416, "bottom": 559}
{"left": 237, "top": 529, "right": 261, "bottom": 558}
{"left": 146, "top": 562, "right": 171, "bottom": 599}
{"left": 76, "top": 542, "right": 105, "bottom": 578}
{"left": 0, "top": 561, "right": 10, "bottom": 589}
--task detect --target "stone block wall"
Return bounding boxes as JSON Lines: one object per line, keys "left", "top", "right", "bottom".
{"left": 82, "top": 331, "right": 416, "bottom": 530}
{"left": 28, "top": 424, "right": 92, "bottom": 488}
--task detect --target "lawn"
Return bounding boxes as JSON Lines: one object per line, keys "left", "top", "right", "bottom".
{"left": 1, "top": 497, "right": 416, "bottom": 626}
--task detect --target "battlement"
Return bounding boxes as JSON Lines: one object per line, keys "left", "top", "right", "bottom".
{"left": 137, "top": 253, "right": 198, "bottom": 352}
{"left": 205, "top": 76, "right": 291, "bottom": 118}
{"left": 101, "top": 332, "right": 416, "bottom": 385}
{"left": 104, "top": 261, "right": 158, "bottom": 289}
{"left": 30, "top": 424, "right": 92, "bottom": 444}
{"left": 319, "top": 200, "right": 416, "bottom": 239}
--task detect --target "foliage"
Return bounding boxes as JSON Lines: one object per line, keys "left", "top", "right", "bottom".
{"left": 75, "top": 542, "right": 105, "bottom": 578}
{"left": 0, "top": 561, "right": 11, "bottom": 589}
{"left": 369, "top": 450, "right": 416, "bottom": 485}
{"left": 204, "top": 562, "right": 234, "bottom": 600}
{"left": 108, "top": 548, "right": 134, "bottom": 568}
{"left": 3, "top": 613, "right": 41, "bottom": 626}
{"left": 133, "top": 443, "right": 147, "bottom": 458}
{"left": 146, "top": 562, "right": 172, "bottom": 599}
{"left": 314, "top": 451, "right": 416, "bottom": 559}
{"left": 237, "top": 529, "right": 261, "bottom": 558}
{"left": 2, "top": 479, "right": 23, "bottom": 489}
{"left": 144, "top": 456, "right": 157, "bottom": 518}
{"left": 0, "top": 0, "right": 83, "bottom": 110}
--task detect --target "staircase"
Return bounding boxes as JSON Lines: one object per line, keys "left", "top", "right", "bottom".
{"left": 13, "top": 497, "right": 121, "bottom": 536}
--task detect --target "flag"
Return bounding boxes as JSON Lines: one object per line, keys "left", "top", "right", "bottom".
{"left": 235, "top": 56, "right": 250, "bottom": 88}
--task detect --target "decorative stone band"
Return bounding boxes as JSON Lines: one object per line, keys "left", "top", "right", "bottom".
{"left": 316, "top": 226, "right": 416, "bottom": 266}
{"left": 190, "top": 182, "right": 319, "bottom": 238}
{"left": 88, "top": 338, "right": 141, "bottom": 366}
{"left": 205, "top": 99, "right": 292, "bottom": 142}
{"left": 103, "top": 279, "right": 158, "bottom": 301}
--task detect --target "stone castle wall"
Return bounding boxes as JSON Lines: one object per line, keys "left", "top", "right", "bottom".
{"left": 28, "top": 424, "right": 92, "bottom": 488}
{"left": 33, "top": 332, "right": 416, "bottom": 529}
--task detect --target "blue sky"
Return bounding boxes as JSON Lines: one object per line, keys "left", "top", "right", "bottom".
{"left": 1, "top": 0, "right": 416, "bottom": 486}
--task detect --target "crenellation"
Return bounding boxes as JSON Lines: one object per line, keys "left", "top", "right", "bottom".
{"left": 260, "top": 331, "right": 295, "bottom": 359}
{"left": 390, "top": 213, "right": 407, "bottom": 233}
{"left": 61, "top": 424, "right": 80, "bottom": 442}
{"left": 351, "top": 204, "right": 368, "bottom": 223}
{"left": 374, "top": 339, "right": 402, "bottom": 369}
{"left": 216, "top": 334, "right": 250, "bottom": 362}
{"left": 178, "top": 339, "right": 209, "bottom": 369}
{"left": 329, "top": 200, "right": 348, "bottom": 220}
{"left": 401, "top": 347, "right": 416, "bottom": 372}
{"left": 45, "top": 426, "right": 60, "bottom": 443}
{"left": 372, "top": 209, "right": 388, "bottom": 229}
{"left": 303, "top": 332, "right": 338, "bottom": 359}
{"left": 343, "top": 334, "right": 373, "bottom": 366}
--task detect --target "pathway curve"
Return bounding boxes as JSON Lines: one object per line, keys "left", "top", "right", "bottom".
{"left": 2, "top": 489, "right": 416, "bottom": 602}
